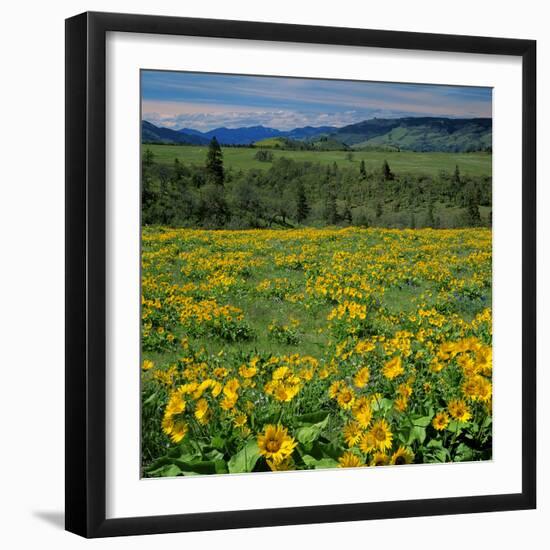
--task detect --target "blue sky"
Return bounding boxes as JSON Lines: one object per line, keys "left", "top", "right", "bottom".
{"left": 142, "top": 70, "right": 492, "bottom": 131}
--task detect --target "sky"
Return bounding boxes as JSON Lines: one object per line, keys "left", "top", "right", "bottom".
{"left": 141, "top": 70, "right": 492, "bottom": 131}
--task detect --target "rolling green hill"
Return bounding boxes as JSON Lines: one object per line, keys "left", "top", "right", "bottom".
{"left": 334, "top": 117, "right": 492, "bottom": 152}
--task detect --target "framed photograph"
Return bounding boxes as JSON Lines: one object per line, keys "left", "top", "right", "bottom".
{"left": 65, "top": 11, "right": 536, "bottom": 538}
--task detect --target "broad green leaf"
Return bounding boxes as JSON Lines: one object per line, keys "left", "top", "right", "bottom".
{"left": 301, "top": 455, "right": 339, "bottom": 469}
{"left": 447, "top": 420, "right": 464, "bottom": 434}
{"left": 411, "top": 414, "right": 433, "bottom": 427}
{"left": 316, "top": 441, "right": 343, "bottom": 460}
{"left": 295, "top": 415, "right": 329, "bottom": 447}
{"left": 295, "top": 411, "right": 330, "bottom": 426}
{"left": 211, "top": 436, "right": 226, "bottom": 451}
{"left": 146, "top": 463, "right": 182, "bottom": 477}
{"left": 204, "top": 449, "right": 225, "bottom": 461}
{"left": 454, "top": 443, "right": 474, "bottom": 462}
{"left": 407, "top": 426, "right": 426, "bottom": 445}
{"left": 176, "top": 459, "right": 228, "bottom": 475}
{"left": 142, "top": 391, "right": 160, "bottom": 406}
{"left": 228, "top": 439, "right": 261, "bottom": 474}
{"left": 372, "top": 398, "right": 393, "bottom": 413}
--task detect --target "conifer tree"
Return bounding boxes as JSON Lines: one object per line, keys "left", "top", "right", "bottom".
{"left": 342, "top": 201, "right": 353, "bottom": 225}
{"left": 359, "top": 159, "right": 366, "bottom": 179}
{"left": 326, "top": 191, "right": 339, "bottom": 224}
{"left": 382, "top": 160, "right": 393, "bottom": 181}
{"left": 296, "top": 183, "right": 310, "bottom": 223}
{"left": 205, "top": 137, "right": 224, "bottom": 185}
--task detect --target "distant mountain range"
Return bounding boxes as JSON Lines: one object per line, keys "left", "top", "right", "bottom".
{"left": 177, "top": 124, "right": 337, "bottom": 145}
{"left": 142, "top": 117, "right": 492, "bottom": 152}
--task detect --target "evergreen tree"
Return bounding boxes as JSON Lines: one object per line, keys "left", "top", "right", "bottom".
{"left": 410, "top": 212, "right": 416, "bottom": 229}
{"left": 452, "top": 164, "right": 461, "bottom": 195}
{"left": 382, "top": 160, "right": 393, "bottom": 181}
{"left": 205, "top": 137, "right": 224, "bottom": 185}
{"left": 173, "top": 158, "right": 185, "bottom": 181}
{"left": 376, "top": 201, "right": 383, "bottom": 218}
{"left": 359, "top": 160, "right": 366, "bottom": 179}
{"left": 466, "top": 202, "right": 481, "bottom": 226}
{"left": 342, "top": 201, "right": 353, "bottom": 225}
{"left": 325, "top": 191, "right": 339, "bottom": 225}
{"left": 296, "top": 183, "right": 310, "bottom": 223}
{"left": 453, "top": 164, "right": 461, "bottom": 186}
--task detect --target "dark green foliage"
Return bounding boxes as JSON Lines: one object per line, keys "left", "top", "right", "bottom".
{"left": 424, "top": 203, "right": 435, "bottom": 228}
{"left": 465, "top": 202, "right": 482, "bottom": 227}
{"left": 296, "top": 183, "right": 310, "bottom": 223}
{"left": 325, "top": 191, "right": 339, "bottom": 225}
{"left": 143, "top": 148, "right": 155, "bottom": 167}
{"left": 342, "top": 201, "right": 353, "bottom": 225}
{"left": 206, "top": 137, "right": 224, "bottom": 185}
{"left": 141, "top": 148, "right": 492, "bottom": 230}
{"left": 359, "top": 159, "right": 366, "bottom": 179}
{"left": 382, "top": 159, "right": 394, "bottom": 181}
{"left": 254, "top": 149, "right": 274, "bottom": 162}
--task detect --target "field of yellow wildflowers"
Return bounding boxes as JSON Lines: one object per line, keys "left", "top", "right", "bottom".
{"left": 141, "top": 227, "right": 492, "bottom": 476}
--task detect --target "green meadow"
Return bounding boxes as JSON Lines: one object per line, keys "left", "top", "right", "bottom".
{"left": 142, "top": 144, "right": 492, "bottom": 178}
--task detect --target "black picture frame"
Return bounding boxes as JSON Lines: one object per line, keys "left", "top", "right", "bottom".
{"left": 65, "top": 11, "right": 536, "bottom": 538}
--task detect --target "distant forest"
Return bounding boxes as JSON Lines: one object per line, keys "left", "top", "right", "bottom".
{"left": 142, "top": 138, "right": 492, "bottom": 230}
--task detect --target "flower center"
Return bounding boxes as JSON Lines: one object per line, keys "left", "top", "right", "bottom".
{"left": 266, "top": 438, "right": 281, "bottom": 453}
{"left": 374, "top": 428, "right": 386, "bottom": 441}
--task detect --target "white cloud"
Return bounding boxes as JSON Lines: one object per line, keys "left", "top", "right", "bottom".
{"left": 142, "top": 107, "right": 436, "bottom": 131}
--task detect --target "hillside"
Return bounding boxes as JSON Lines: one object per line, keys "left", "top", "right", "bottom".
{"left": 142, "top": 121, "right": 208, "bottom": 145}
{"left": 335, "top": 117, "right": 492, "bottom": 152}
{"left": 142, "top": 117, "right": 492, "bottom": 153}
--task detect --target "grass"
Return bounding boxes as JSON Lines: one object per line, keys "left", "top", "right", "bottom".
{"left": 142, "top": 144, "right": 492, "bottom": 178}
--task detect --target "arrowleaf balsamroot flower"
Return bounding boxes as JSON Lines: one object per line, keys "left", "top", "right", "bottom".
{"left": 257, "top": 424, "right": 297, "bottom": 465}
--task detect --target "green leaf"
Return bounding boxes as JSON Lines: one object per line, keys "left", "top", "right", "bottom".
{"left": 295, "top": 415, "right": 329, "bottom": 447}
{"left": 316, "top": 440, "right": 343, "bottom": 460}
{"left": 211, "top": 436, "right": 226, "bottom": 451}
{"left": 301, "top": 455, "right": 339, "bottom": 469}
{"left": 228, "top": 439, "right": 261, "bottom": 474}
{"left": 142, "top": 391, "right": 160, "bottom": 407}
{"left": 429, "top": 449, "right": 449, "bottom": 462}
{"left": 146, "top": 463, "right": 182, "bottom": 477}
{"left": 411, "top": 414, "right": 433, "bottom": 427}
{"left": 454, "top": 443, "right": 474, "bottom": 462}
{"left": 407, "top": 425, "right": 426, "bottom": 445}
{"left": 204, "top": 449, "right": 224, "bottom": 461}
{"left": 175, "top": 459, "right": 228, "bottom": 475}
{"left": 295, "top": 411, "right": 330, "bottom": 426}
{"left": 372, "top": 398, "right": 393, "bottom": 413}
{"left": 447, "top": 420, "right": 464, "bottom": 434}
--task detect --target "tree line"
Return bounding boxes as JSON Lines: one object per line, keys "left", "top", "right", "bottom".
{"left": 142, "top": 137, "right": 492, "bottom": 229}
